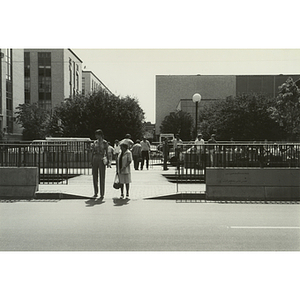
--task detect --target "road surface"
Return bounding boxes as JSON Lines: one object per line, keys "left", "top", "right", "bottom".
{"left": 0, "top": 199, "right": 299, "bottom": 250}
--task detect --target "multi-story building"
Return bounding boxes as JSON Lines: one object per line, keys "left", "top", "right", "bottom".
{"left": 1, "top": 48, "right": 113, "bottom": 140}
{"left": 0, "top": 49, "right": 24, "bottom": 140}
{"left": 24, "top": 48, "right": 83, "bottom": 110}
{"left": 156, "top": 74, "right": 300, "bottom": 136}
{"left": 82, "top": 70, "right": 112, "bottom": 96}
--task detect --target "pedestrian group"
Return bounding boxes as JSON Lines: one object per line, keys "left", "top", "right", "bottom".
{"left": 87, "top": 130, "right": 152, "bottom": 204}
{"left": 87, "top": 129, "right": 219, "bottom": 204}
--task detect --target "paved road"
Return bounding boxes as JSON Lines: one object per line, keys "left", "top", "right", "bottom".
{"left": 0, "top": 199, "right": 299, "bottom": 251}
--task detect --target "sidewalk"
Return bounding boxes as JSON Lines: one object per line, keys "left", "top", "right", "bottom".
{"left": 36, "top": 165, "right": 206, "bottom": 200}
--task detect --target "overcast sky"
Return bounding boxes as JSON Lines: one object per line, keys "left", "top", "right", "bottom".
{"left": 73, "top": 49, "right": 300, "bottom": 123}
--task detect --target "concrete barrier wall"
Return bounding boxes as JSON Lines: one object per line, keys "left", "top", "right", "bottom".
{"left": 0, "top": 167, "right": 39, "bottom": 199}
{"left": 206, "top": 168, "right": 300, "bottom": 201}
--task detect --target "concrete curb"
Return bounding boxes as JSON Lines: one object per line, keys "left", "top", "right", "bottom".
{"left": 34, "top": 192, "right": 91, "bottom": 200}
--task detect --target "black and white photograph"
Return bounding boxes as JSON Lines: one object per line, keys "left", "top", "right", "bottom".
{"left": 1, "top": 1, "right": 299, "bottom": 299}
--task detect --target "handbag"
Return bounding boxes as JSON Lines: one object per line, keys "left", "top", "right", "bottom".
{"left": 102, "top": 156, "right": 108, "bottom": 165}
{"left": 113, "top": 173, "right": 121, "bottom": 189}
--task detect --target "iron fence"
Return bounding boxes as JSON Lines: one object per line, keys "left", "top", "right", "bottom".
{"left": 2, "top": 141, "right": 299, "bottom": 185}
{"left": 0, "top": 141, "right": 92, "bottom": 184}
{"left": 170, "top": 142, "right": 300, "bottom": 183}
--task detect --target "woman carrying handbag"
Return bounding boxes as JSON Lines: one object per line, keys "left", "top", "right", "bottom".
{"left": 116, "top": 143, "right": 133, "bottom": 200}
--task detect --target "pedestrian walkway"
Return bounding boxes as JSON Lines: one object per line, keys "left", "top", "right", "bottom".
{"left": 36, "top": 165, "right": 206, "bottom": 200}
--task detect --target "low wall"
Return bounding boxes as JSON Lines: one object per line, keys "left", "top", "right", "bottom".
{"left": 206, "top": 168, "right": 300, "bottom": 201}
{"left": 0, "top": 167, "right": 39, "bottom": 199}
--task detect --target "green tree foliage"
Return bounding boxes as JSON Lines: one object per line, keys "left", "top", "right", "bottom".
{"left": 199, "top": 93, "right": 284, "bottom": 141}
{"left": 268, "top": 77, "right": 300, "bottom": 141}
{"left": 50, "top": 90, "right": 145, "bottom": 142}
{"left": 160, "top": 110, "right": 193, "bottom": 140}
{"left": 15, "top": 103, "right": 50, "bottom": 140}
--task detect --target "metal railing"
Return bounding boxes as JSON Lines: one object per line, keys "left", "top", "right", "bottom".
{"left": 2, "top": 141, "right": 298, "bottom": 185}
{"left": 170, "top": 142, "right": 300, "bottom": 183}
{"left": 0, "top": 141, "right": 92, "bottom": 184}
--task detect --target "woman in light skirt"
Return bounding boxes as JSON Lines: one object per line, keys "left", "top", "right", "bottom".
{"left": 116, "top": 143, "right": 133, "bottom": 200}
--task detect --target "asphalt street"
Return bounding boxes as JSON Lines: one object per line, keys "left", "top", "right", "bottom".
{"left": 0, "top": 199, "right": 299, "bottom": 251}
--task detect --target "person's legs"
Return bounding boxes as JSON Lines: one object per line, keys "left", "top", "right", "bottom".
{"left": 120, "top": 184, "right": 124, "bottom": 198}
{"left": 146, "top": 151, "right": 149, "bottom": 169}
{"left": 92, "top": 159, "right": 99, "bottom": 197}
{"left": 141, "top": 151, "right": 146, "bottom": 170}
{"left": 133, "top": 155, "right": 138, "bottom": 170}
{"left": 125, "top": 183, "right": 130, "bottom": 198}
{"left": 99, "top": 160, "right": 106, "bottom": 198}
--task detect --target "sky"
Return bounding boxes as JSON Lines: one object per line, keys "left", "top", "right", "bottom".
{"left": 73, "top": 49, "right": 300, "bottom": 123}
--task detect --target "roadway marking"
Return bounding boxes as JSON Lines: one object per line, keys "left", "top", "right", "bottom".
{"left": 230, "top": 226, "right": 300, "bottom": 229}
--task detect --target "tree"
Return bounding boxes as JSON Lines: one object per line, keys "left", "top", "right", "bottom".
{"left": 15, "top": 103, "right": 51, "bottom": 140}
{"left": 50, "top": 90, "right": 145, "bottom": 142}
{"left": 199, "top": 93, "right": 284, "bottom": 141}
{"left": 268, "top": 77, "right": 300, "bottom": 141}
{"left": 160, "top": 110, "right": 193, "bottom": 141}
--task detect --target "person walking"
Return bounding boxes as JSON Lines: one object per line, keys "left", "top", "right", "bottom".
{"left": 131, "top": 139, "right": 142, "bottom": 170}
{"left": 140, "top": 137, "right": 151, "bottom": 170}
{"left": 173, "top": 134, "right": 183, "bottom": 166}
{"left": 195, "top": 133, "right": 205, "bottom": 167}
{"left": 116, "top": 143, "right": 132, "bottom": 200}
{"left": 88, "top": 129, "right": 111, "bottom": 202}
{"left": 207, "top": 134, "right": 217, "bottom": 167}
{"left": 114, "top": 139, "right": 120, "bottom": 161}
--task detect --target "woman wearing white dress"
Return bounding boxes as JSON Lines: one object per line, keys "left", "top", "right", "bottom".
{"left": 116, "top": 143, "right": 133, "bottom": 200}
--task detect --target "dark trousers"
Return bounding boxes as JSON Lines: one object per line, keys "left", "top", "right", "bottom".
{"left": 133, "top": 155, "right": 141, "bottom": 170}
{"left": 141, "top": 151, "right": 149, "bottom": 169}
{"left": 92, "top": 155, "right": 106, "bottom": 197}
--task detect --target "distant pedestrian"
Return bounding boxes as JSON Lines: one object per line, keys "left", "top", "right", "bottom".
{"left": 173, "top": 134, "right": 183, "bottom": 163}
{"left": 107, "top": 142, "right": 114, "bottom": 167}
{"left": 117, "top": 143, "right": 132, "bottom": 200}
{"left": 207, "top": 134, "right": 217, "bottom": 167}
{"left": 131, "top": 139, "right": 142, "bottom": 170}
{"left": 140, "top": 137, "right": 151, "bottom": 170}
{"left": 195, "top": 133, "right": 205, "bottom": 166}
{"left": 90, "top": 129, "right": 111, "bottom": 201}
{"left": 120, "top": 134, "right": 134, "bottom": 150}
{"left": 114, "top": 139, "right": 120, "bottom": 161}
{"left": 162, "top": 137, "right": 169, "bottom": 170}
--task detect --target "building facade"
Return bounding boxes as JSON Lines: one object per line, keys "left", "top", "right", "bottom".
{"left": 0, "top": 49, "right": 24, "bottom": 139}
{"left": 82, "top": 70, "right": 112, "bottom": 96}
{"left": 24, "top": 49, "right": 83, "bottom": 110}
{"left": 1, "top": 48, "right": 113, "bottom": 140}
{"left": 156, "top": 74, "right": 300, "bottom": 136}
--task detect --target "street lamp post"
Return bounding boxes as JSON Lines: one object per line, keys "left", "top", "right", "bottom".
{"left": 192, "top": 93, "right": 201, "bottom": 138}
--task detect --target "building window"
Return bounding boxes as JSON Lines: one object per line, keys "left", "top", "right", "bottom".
{"left": 5, "top": 49, "right": 12, "bottom": 81}
{"left": 73, "top": 61, "right": 75, "bottom": 97}
{"left": 82, "top": 77, "right": 85, "bottom": 95}
{"left": 69, "top": 58, "right": 72, "bottom": 98}
{"left": 5, "top": 49, "right": 13, "bottom": 133}
{"left": 24, "top": 52, "right": 30, "bottom": 103}
{"left": 38, "top": 52, "right": 51, "bottom": 109}
{"left": 76, "top": 64, "right": 79, "bottom": 92}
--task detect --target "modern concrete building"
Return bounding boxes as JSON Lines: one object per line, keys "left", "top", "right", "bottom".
{"left": 24, "top": 49, "right": 83, "bottom": 110}
{"left": 0, "top": 49, "right": 24, "bottom": 139}
{"left": 82, "top": 70, "right": 112, "bottom": 96}
{"left": 156, "top": 74, "right": 300, "bottom": 136}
